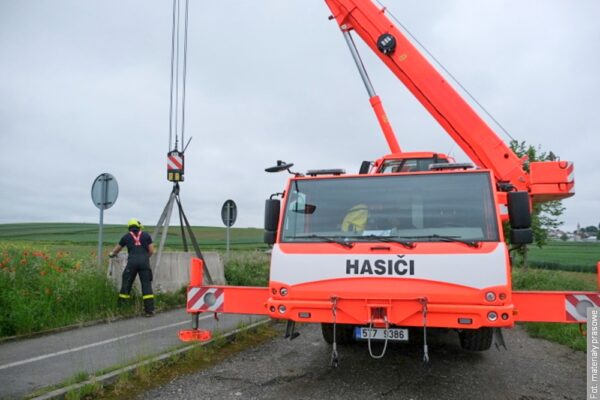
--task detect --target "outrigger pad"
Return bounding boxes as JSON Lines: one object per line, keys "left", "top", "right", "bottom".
{"left": 179, "top": 329, "right": 212, "bottom": 342}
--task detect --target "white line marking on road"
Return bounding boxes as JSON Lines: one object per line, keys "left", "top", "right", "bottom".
{"left": 0, "top": 315, "right": 212, "bottom": 371}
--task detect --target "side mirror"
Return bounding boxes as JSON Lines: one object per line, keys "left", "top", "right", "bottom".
{"left": 265, "top": 160, "right": 301, "bottom": 176}
{"left": 264, "top": 199, "right": 280, "bottom": 245}
{"left": 510, "top": 228, "right": 533, "bottom": 245}
{"left": 507, "top": 191, "right": 531, "bottom": 229}
{"left": 507, "top": 191, "right": 533, "bottom": 244}
{"left": 264, "top": 230, "right": 277, "bottom": 245}
{"left": 291, "top": 204, "right": 317, "bottom": 214}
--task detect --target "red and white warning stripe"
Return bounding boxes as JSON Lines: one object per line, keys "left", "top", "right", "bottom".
{"left": 167, "top": 154, "right": 183, "bottom": 170}
{"left": 565, "top": 294, "right": 600, "bottom": 321}
{"left": 565, "top": 162, "right": 575, "bottom": 193}
{"left": 187, "top": 287, "right": 224, "bottom": 312}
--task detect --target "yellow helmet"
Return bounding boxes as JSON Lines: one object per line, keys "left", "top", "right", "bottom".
{"left": 127, "top": 218, "right": 142, "bottom": 229}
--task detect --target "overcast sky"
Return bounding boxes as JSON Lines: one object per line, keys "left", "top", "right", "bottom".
{"left": 1, "top": 1, "right": 598, "bottom": 231}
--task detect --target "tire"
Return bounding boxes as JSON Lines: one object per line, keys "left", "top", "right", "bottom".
{"left": 321, "top": 323, "right": 354, "bottom": 345}
{"left": 458, "top": 327, "right": 493, "bottom": 351}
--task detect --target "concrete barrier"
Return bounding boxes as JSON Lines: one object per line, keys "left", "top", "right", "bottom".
{"left": 108, "top": 252, "right": 226, "bottom": 293}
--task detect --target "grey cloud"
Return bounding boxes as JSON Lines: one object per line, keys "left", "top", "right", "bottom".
{"left": 1, "top": 0, "right": 598, "bottom": 231}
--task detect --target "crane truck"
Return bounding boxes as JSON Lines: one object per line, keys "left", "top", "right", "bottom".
{"left": 179, "top": 0, "right": 596, "bottom": 364}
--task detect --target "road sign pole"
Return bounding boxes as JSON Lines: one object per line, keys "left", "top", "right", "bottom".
{"left": 98, "top": 208, "right": 104, "bottom": 266}
{"left": 226, "top": 223, "right": 230, "bottom": 258}
{"left": 221, "top": 199, "right": 237, "bottom": 260}
{"left": 91, "top": 173, "right": 119, "bottom": 267}
{"left": 97, "top": 175, "right": 108, "bottom": 266}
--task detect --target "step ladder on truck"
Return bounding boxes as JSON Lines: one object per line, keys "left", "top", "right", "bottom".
{"left": 179, "top": 0, "right": 596, "bottom": 365}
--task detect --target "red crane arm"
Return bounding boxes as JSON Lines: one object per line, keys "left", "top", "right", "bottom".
{"left": 324, "top": 0, "right": 574, "bottom": 201}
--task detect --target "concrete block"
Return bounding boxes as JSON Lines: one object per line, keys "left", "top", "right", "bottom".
{"left": 108, "top": 252, "right": 226, "bottom": 293}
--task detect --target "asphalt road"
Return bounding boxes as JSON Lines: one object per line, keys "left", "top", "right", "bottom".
{"left": 0, "top": 309, "right": 264, "bottom": 399}
{"left": 140, "top": 323, "right": 585, "bottom": 400}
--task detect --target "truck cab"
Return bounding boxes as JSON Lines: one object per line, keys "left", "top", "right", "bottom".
{"left": 265, "top": 168, "right": 512, "bottom": 350}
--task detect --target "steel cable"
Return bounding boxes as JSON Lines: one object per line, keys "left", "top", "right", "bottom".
{"left": 167, "top": 0, "right": 191, "bottom": 151}
{"left": 174, "top": 0, "right": 181, "bottom": 149}
{"left": 374, "top": 0, "right": 516, "bottom": 142}
{"left": 181, "top": 0, "right": 190, "bottom": 148}
{"left": 168, "top": 0, "right": 177, "bottom": 150}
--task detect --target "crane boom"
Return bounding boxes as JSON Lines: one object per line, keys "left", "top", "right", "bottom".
{"left": 324, "top": 0, "right": 574, "bottom": 202}
{"left": 179, "top": 1, "right": 596, "bottom": 364}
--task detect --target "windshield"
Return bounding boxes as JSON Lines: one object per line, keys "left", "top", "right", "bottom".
{"left": 281, "top": 172, "right": 499, "bottom": 244}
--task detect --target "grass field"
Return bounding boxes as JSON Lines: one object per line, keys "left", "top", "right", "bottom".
{"left": 1, "top": 223, "right": 598, "bottom": 350}
{"left": 0, "top": 223, "right": 266, "bottom": 337}
{"left": 526, "top": 241, "right": 600, "bottom": 272}
{"left": 2, "top": 224, "right": 597, "bottom": 268}
{"left": 0, "top": 242, "right": 121, "bottom": 336}
{"left": 0, "top": 223, "right": 266, "bottom": 251}
{"left": 0, "top": 244, "right": 262, "bottom": 338}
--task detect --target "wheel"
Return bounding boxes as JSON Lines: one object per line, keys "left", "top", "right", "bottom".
{"left": 321, "top": 323, "right": 354, "bottom": 344}
{"left": 458, "top": 327, "right": 493, "bottom": 351}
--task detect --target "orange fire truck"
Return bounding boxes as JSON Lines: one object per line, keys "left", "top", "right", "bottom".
{"left": 179, "top": 0, "right": 596, "bottom": 365}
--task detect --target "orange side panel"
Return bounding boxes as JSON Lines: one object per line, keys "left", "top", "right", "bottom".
{"left": 513, "top": 291, "right": 600, "bottom": 323}
{"left": 186, "top": 286, "right": 270, "bottom": 315}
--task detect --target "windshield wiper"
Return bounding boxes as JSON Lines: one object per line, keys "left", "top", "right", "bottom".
{"left": 290, "top": 234, "right": 354, "bottom": 249}
{"left": 403, "top": 234, "right": 480, "bottom": 248}
{"left": 356, "top": 235, "right": 415, "bottom": 249}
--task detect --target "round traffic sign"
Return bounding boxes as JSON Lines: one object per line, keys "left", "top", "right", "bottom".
{"left": 221, "top": 199, "right": 237, "bottom": 227}
{"left": 91, "top": 173, "right": 119, "bottom": 210}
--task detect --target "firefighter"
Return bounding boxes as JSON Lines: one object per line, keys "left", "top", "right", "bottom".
{"left": 341, "top": 204, "right": 368, "bottom": 233}
{"left": 109, "top": 218, "right": 156, "bottom": 317}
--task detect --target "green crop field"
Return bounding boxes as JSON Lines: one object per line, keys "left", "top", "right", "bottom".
{"left": 2, "top": 224, "right": 597, "bottom": 265}
{"left": 526, "top": 241, "right": 600, "bottom": 272}
{"left": 0, "top": 223, "right": 266, "bottom": 251}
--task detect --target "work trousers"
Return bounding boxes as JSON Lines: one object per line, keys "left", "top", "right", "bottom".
{"left": 119, "top": 255, "right": 154, "bottom": 313}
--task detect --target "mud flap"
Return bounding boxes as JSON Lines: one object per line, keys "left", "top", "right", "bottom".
{"left": 285, "top": 320, "right": 300, "bottom": 340}
{"left": 493, "top": 328, "right": 507, "bottom": 351}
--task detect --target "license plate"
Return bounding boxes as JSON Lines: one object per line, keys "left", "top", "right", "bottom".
{"left": 355, "top": 327, "right": 409, "bottom": 342}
